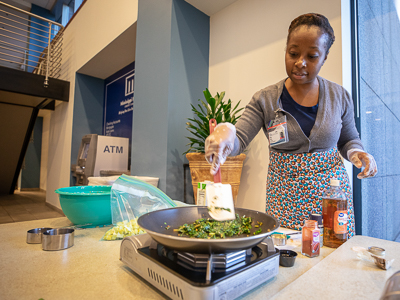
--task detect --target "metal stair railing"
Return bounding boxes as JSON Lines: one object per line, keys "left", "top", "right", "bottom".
{"left": 0, "top": 1, "right": 64, "bottom": 87}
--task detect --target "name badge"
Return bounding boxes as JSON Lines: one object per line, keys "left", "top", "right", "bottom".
{"left": 267, "top": 114, "right": 288, "bottom": 146}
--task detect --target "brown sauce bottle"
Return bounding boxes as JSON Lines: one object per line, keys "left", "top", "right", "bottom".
{"left": 322, "top": 179, "right": 348, "bottom": 248}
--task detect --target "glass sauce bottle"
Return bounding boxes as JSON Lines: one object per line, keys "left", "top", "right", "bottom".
{"left": 301, "top": 220, "right": 320, "bottom": 258}
{"left": 322, "top": 178, "right": 348, "bottom": 248}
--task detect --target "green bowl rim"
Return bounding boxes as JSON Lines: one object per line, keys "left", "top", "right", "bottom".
{"left": 55, "top": 185, "right": 111, "bottom": 196}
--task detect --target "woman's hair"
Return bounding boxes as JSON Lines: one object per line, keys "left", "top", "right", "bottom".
{"left": 287, "top": 13, "right": 335, "bottom": 53}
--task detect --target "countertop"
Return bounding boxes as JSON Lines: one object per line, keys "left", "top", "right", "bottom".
{"left": 270, "top": 235, "right": 400, "bottom": 300}
{"left": 0, "top": 217, "right": 398, "bottom": 300}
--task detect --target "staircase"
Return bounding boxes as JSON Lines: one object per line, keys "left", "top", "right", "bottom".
{"left": 0, "top": 1, "right": 69, "bottom": 194}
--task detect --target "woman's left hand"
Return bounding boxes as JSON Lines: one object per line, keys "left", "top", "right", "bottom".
{"left": 348, "top": 149, "right": 378, "bottom": 179}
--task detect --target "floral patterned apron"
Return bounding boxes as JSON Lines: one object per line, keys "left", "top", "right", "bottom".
{"left": 266, "top": 147, "right": 355, "bottom": 238}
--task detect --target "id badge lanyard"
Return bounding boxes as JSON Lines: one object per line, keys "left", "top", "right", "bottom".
{"left": 267, "top": 110, "right": 289, "bottom": 146}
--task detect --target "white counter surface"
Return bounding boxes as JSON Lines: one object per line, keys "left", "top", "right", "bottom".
{"left": 270, "top": 235, "right": 400, "bottom": 300}
{"left": 0, "top": 217, "right": 398, "bottom": 300}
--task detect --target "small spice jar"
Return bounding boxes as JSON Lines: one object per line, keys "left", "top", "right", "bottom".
{"left": 301, "top": 220, "right": 320, "bottom": 258}
{"left": 309, "top": 213, "right": 323, "bottom": 247}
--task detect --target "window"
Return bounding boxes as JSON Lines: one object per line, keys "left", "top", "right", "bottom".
{"left": 353, "top": 0, "right": 400, "bottom": 241}
{"left": 55, "top": 0, "right": 84, "bottom": 28}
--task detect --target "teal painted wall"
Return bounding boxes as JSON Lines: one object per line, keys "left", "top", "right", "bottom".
{"left": 70, "top": 73, "right": 104, "bottom": 185}
{"left": 21, "top": 117, "right": 42, "bottom": 189}
{"left": 133, "top": 0, "right": 209, "bottom": 202}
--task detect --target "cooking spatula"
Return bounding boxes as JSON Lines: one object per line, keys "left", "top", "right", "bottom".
{"left": 206, "top": 119, "right": 235, "bottom": 221}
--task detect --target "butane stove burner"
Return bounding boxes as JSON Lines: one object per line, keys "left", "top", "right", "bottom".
{"left": 120, "top": 234, "right": 280, "bottom": 300}
{"left": 177, "top": 249, "right": 248, "bottom": 269}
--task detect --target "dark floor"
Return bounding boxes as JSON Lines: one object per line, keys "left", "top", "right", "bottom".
{"left": 0, "top": 190, "right": 64, "bottom": 224}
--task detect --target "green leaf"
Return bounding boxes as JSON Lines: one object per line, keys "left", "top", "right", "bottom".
{"left": 203, "top": 88, "right": 212, "bottom": 102}
{"left": 187, "top": 118, "right": 202, "bottom": 126}
{"left": 196, "top": 104, "right": 207, "bottom": 118}
{"left": 209, "top": 96, "right": 216, "bottom": 115}
{"left": 216, "top": 112, "right": 223, "bottom": 124}
{"left": 231, "top": 100, "right": 241, "bottom": 113}
{"left": 218, "top": 91, "right": 225, "bottom": 102}
{"left": 184, "top": 88, "right": 243, "bottom": 154}
{"left": 193, "top": 113, "right": 208, "bottom": 123}
{"left": 188, "top": 130, "right": 207, "bottom": 141}
{"left": 200, "top": 99, "right": 212, "bottom": 116}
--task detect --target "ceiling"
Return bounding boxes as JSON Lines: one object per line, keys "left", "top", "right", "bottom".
{"left": 74, "top": 1, "right": 239, "bottom": 79}
{"left": 0, "top": 0, "right": 56, "bottom": 11}
{"left": 3, "top": 0, "right": 240, "bottom": 15}
{"left": 185, "top": 0, "right": 239, "bottom": 16}
{"left": 77, "top": 23, "right": 137, "bottom": 80}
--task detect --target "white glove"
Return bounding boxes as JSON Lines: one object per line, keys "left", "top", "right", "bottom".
{"left": 347, "top": 149, "right": 378, "bottom": 179}
{"left": 205, "top": 123, "right": 236, "bottom": 175}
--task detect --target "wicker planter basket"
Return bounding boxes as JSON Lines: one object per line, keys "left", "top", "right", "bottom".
{"left": 186, "top": 153, "right": 246, "bottom": 205}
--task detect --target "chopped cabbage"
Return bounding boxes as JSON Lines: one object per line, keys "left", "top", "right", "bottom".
{"left": 103, "top": 218, "right": 146, "bottom": 240}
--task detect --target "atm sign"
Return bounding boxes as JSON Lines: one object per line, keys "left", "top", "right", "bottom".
{"left": 103, "top": 146, "right": 123, "bottom": 153}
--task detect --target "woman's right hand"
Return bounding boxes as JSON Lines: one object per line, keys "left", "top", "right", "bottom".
{"left": 205, "top": 123, "right": 236, "bottom": 175}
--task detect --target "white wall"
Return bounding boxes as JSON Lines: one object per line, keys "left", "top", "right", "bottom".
{"left": 209, "top": 0, "right": 346, "bottom": 212}
{"left": 44, "top": 0, "right": 138, "bottom": 208}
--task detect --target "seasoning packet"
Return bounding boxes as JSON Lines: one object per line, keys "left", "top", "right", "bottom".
{"left": 197, "top": 181, "right": 212, "bottom": 206}
{"left": 352, "top": 246, "right": 394, "bottom": 270}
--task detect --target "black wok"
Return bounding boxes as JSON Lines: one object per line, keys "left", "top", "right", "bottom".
{"left": 137, "top": 206, "right": 279, "bottom": 254}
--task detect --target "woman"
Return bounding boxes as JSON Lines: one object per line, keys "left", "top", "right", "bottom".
{"left": 205, "top": 13, "right": 377, "bottom": 237}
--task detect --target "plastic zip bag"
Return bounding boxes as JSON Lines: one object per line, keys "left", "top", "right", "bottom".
{"left": 102, "top": 174, "right": 177, "bottom": 240}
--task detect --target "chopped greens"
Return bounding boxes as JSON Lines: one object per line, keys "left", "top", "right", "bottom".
{"left": 175, "top": 214, "right": 262, "bottom": 239}
{"left": 216, "top": 207, "right": 231, "bottom": 212}
{"left": 207, "top": 207, "right": 231, "bottom": 212}
{"left": 253, "top": 228, "right": 262, "bottom": 235}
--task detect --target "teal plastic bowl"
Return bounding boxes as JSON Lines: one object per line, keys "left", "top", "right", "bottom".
{"left": 55, "top": 185, "right": 112, "bottom": 227}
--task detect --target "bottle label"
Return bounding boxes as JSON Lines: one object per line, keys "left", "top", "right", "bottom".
{"left": 319, "top": 228, "right": 324, "bottom": 247}
{"left": 312, "top": 231, "right": 320, "bottom": 253}
{"left": 313, "top": 231, "right": 319, "bottom": 242}
{"left": 334, "top": 211, "right": 348, "bottom": 234}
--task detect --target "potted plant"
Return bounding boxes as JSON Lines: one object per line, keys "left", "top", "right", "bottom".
{"left": 185, "top": 88, "right": 246, "bottom": 204}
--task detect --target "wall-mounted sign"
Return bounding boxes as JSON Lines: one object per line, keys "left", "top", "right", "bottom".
{"left": 103, "top": 62, "right": 135, "bottom": 141}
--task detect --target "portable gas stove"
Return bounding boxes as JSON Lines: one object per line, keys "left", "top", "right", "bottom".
{"left": 120, "top": 233, "right": 280, "bottom": 300}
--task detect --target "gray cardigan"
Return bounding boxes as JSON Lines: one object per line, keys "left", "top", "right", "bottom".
{"left": 231, "top": 76, "right": 364, "bottom": 161}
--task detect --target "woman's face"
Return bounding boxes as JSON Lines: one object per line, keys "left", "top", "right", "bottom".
{"left": 285, "top": 25, "right": 328, "bottom": 86}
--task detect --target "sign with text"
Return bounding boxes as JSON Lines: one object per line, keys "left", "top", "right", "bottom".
{"left": 103, "top": 62, "right": 135, "bottom": 141}
{"left": 93, "top": 136, "right": 129, "bottom": 177}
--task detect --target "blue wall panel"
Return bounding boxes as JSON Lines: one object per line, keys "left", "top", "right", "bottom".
{"left": 133, "top": 0, "right": 209, "bottom": 201}
{"left": 70, "top": 73, "right": 104, "bottom": 185}
{"left": 21, "top": 117, "right": 42, "bottom": 189}
{"left": 167, "top": 0, "right": 210, "bottom": 200}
